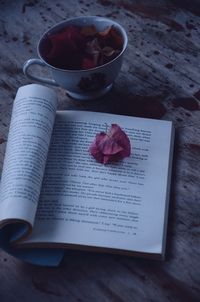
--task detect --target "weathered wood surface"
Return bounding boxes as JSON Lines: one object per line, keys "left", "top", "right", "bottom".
{"left": 0, "top": 0, "right": 200, "bottom": 301}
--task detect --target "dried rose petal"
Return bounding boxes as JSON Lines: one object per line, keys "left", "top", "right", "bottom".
{"left": 85, "top": 38, "right": 100, "bottom": 64}
{"left": 109, "top": 26, "right": 123, "bottom": 49}
{"left": 99, "top": 26, "right": 112, "bottom": 37}
{"left": 45, "top": 25, "right": 85, "bottom": 69}
{"left": 101, "top": 46, "right": 115, "bottom": 57}
{"left": 81, "top": 25, "right": 97, "bottom": 36}
{"left": 43, "top": 24, "right": 123, "bottom": 70}
{"left": 89, "top": 124, "right": 131, "bottom": 164}
{"left": 86, "top": 38, "right": 101, "bottom": 55}
{"left": 81, "top": 57, "right": 96, "bottom": 69}
{"left": 98, "top": 25, "right": 123, "bottom": 50}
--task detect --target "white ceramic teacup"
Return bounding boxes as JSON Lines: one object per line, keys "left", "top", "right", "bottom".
{"left": 23, "top": 16, "right": 128, "bottom": 100}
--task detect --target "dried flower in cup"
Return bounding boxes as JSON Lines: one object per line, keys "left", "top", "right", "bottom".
{"left": 43, "top": 25, "right": 123, "bottom": 70}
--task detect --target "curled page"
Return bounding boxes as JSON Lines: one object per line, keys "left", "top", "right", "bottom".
{"left": 0, "top": 84, "right": 63, "bottom": 266}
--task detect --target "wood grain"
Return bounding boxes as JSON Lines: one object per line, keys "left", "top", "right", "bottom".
{"left": 0, "top": 0, "right": 200, "bottom": 301}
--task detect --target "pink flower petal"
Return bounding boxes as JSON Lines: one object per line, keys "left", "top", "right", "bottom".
{"left": 81, "top": 57, "right": 96, "bottom": 69}
{"left": 108, "top": 124, "right": 131, "bottom": 157}
{"left": 89, "top": 124, "right": 131, "bottom": 164}
{"left": 45, "top": 25, "right": 85, "bottom": 69}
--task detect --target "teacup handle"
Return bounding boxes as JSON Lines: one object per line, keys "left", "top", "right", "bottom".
{"left": 23, "top": 59, "right": 59, "bottom": 86}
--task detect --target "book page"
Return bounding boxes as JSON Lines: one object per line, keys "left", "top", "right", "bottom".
{"left": 0, "top": 84, "right": 57, "bottom": 229}
{"left": 24, "top": 111, "right": 174, "bottom": 255}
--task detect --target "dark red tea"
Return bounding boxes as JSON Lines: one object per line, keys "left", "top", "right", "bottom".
{"left": 42, "top": 25, "right": 123, "bottom": 70}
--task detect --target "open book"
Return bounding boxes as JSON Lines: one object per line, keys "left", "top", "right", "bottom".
{"left": 0, "top": 84, "right": 174, "bottom": 266}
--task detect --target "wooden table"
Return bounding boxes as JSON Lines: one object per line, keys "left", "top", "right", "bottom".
{"left": 0, "top": 0, "right": 200, "bottom": 301}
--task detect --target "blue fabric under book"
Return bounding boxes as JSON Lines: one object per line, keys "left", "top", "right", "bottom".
{"left": 0, "top": 225, "right": 64, "bottom": 266}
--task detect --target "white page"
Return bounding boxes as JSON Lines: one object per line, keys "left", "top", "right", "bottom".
{"left": 25, "top": 111, "right": 173, "bottom": 254}
{"left": 0, "top": 84, "right": 57, "bottom": 227}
